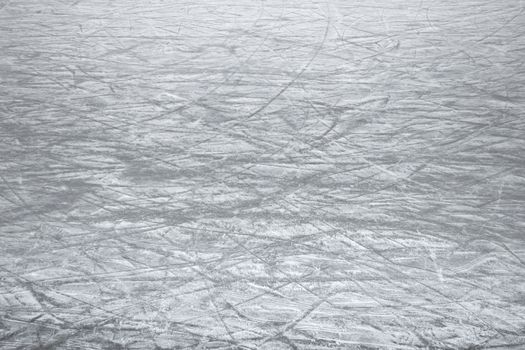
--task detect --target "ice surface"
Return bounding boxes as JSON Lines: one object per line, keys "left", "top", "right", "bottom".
{"left": 1, "top": 0, "right": 525, "bottom": 349}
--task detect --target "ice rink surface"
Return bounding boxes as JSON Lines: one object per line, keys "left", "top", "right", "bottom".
{"left": 1, "top": 0, "right": 525, "bottom": 349}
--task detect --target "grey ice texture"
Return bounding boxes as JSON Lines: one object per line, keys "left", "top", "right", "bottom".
{"left": 0, "top": 0, "right": 524, "bottom": 349}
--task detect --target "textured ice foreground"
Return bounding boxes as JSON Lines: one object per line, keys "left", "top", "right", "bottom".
{"left": 1, "top": 0, "right": 525, "bottom": 349}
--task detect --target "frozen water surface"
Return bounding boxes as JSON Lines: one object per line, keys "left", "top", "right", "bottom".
{"left": 1, "top": 0, "right": 525, "bottom": 349}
